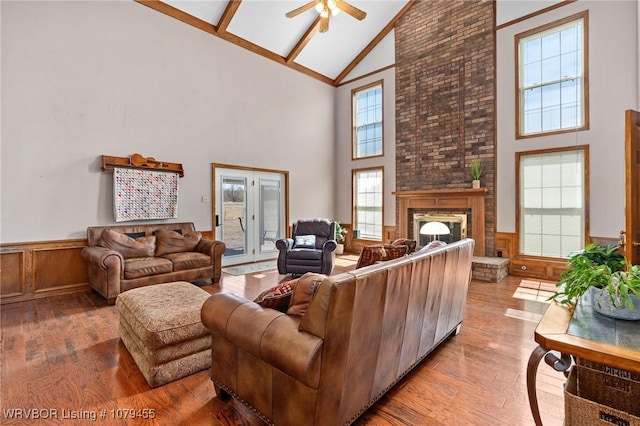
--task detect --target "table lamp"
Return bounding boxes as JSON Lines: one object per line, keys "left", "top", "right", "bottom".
{"left": 419, "top": 221, "right": 450, "bottom": 242}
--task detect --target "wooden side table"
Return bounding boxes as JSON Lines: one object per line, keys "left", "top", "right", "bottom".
{"left": 526, "top": 300, "right": 640, "bottom": 425}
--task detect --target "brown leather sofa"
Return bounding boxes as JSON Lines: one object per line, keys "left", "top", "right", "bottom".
{"left": 81, "top": 222, "right": 225, "bottom": 304}
{"left": 201, "top": 238, "right": 474, "bottom": 425}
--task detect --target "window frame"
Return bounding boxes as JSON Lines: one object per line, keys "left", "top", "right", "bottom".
{"left": 515, "top": 145, "right": 590, "bottom": 260}
{"left": 352, "top": 167, "right": 384, "bottom": 241}
{"left": 515, "top": 11, "right": 589, "bottom": 139}
{"left": 351, "top": 80, "right": 384, "bottom": 160}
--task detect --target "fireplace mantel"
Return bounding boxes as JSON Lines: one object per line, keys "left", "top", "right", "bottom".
{"left": 395, "top": 188, "right": 488, "bottom": 256}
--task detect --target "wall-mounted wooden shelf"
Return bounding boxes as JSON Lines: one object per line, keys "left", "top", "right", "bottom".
{"left": 101, "top": 154, "right": 184, "bottom": 177}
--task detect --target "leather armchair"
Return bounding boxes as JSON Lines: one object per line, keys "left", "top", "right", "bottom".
{"left": 276, "top": 219, "right": 337, "bottom": 275}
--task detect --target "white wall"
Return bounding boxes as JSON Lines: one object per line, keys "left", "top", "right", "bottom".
{"left": 496, "top": 0, "right": 639, "bottom": 239}
{"left": 0, "top": 1, "right": 335, "bottom": 243}
{"left": 334, "top": 68, "right": 396, "bottom": 229}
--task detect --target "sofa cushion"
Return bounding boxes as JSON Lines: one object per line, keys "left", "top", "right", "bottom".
{"left": 161, "top": 252, "right": 210, "bottom": 271}
{"left": 101, "top": 229, "right": 156, "bottom": 259}
{"left": 293, "top": 235, "right": 316, "bottom": 249}
{"left": 287, "top": 273, "right": 324, "bottom": 318}
{"left": 124, "top": 257, "right": 173, "bottom": 279}
{"left": 287, "top": 249, "right": 323, "bottom": 261}
{"left": 254, "top": 280, "right": 297, "bottom": 312}
{"left": 155, "top": 229, "right": 202, "bottom": 256}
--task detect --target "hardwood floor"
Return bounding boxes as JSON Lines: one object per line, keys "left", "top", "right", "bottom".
{"left": 0, "top": 255, "right": 565, "bottom": 425}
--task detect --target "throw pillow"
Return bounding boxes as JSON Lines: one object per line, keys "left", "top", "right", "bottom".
{"left": 155, "top": 229, "right": 202, "bottom": 256}
{"left": 355, "top": 245, "right": 387, "bottom": 269}
{"left": 293, "top": 235, "right": 316, "bottom": 249}
{"left": 287, "top": 273, "right": 325, "bottom": 318}
{"left": 383, "top": 245, "right": 409, "bottom": 261}
{"left": 100, "top": 229, "right": 156, "bottom": 259}
{"left": 391, "top": 238, "right": 417, "bottom": 254}
{"left": 419, "top": 240, "right": 447, "bottom": 252}
{"left": 254, "top": 280, "right": 297, "bottom": 312}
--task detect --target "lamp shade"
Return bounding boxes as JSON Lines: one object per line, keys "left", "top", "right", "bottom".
{"left": 419, "top": 221, "right": 450, "bottom": 236}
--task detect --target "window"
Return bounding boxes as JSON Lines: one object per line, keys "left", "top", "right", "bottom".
{"left": 516, "top": 11, "right": 588, "bottom": 138}
{"left": 517, "top": 146, "right": 588, "bottom": 258}
{"left": 353, "top": 168, "right": 383, "bottom": 240}
{"left": 352, "top": 81, "right": 383, "bottom": 159}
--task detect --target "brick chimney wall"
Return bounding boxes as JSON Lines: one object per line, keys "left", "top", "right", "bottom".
{"left": 395, "top": 0, "right": 496, "bottom": 255}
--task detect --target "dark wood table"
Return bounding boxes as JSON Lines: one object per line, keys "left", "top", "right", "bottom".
{"left": 526, "top": 300, "right": 640, "bottom": 425}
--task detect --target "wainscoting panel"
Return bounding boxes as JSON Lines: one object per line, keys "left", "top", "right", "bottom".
{"left": 1, "top": 230, "right": 216, "bottom": 304}
{"left": 33, "top": 246, "right": 88, "bottom": 293}
{"left": 1, "top": 239, "right": 89, "bottom": 304}
{"left": 0, "top": 250, "right": 26, "bottom": 298}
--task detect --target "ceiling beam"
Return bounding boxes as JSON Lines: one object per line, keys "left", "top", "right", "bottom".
{"left": 333, "top": 0, "right": 416, "bottom": 86}
{"left": 217, "top": 0, "right": 242, "bottom": 35}
{"left": 286, "top": 16, "right": 322, "bottom": 64}
{"left": 136, "top": 1, "right": 334, "bottom": 86}
{"left": 137, "top": 0, "right": 217, "bottom": 36}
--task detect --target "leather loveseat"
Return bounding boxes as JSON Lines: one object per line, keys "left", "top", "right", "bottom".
{"left": 81, "top": 222, "right": 225, "bottom": 304}
{"left": 201, "top": 238, "right": 474, "bottom": 425}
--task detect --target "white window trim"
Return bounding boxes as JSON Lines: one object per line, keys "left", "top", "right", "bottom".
{"left": 515, "top": 11, "right": 589, "bottom": 139}
{"left": 352, "top": 81, "right": 384, "bottom": 160}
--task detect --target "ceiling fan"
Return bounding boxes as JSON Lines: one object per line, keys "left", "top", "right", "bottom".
{"left": 286, "top": 0, "right": 367, "bottom": 33}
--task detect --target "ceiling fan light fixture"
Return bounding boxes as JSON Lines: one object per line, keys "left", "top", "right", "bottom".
{"left": 315, "top": 2, "right": 324, "bottom": 13}
{"left": 320, "top": 8, "right": 329, "bottom": 18}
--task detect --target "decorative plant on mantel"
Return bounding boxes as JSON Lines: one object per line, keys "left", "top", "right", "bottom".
{"left": 549, "top": 243, "right": 640, "bottom": 319}
{"left": 470, "top": 159, "right": 484, "bottom": 188}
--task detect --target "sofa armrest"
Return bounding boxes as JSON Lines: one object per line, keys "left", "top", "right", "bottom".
{"left": 81, "top": 246, "right": 124, "bottom": 272}
{"left": 322, "top": 239, "right": 337, "bottom": 255}
{"left": 201, "top": 293, "right": 324, "bottom": 388}
{"left": 195, "top": 238, "right": 225, "bottom": 282}
{"left": 195, "top": 238, "right": 224, "bottom": 257}
{"left": 275, "top": 238, "right": 294, "bottom": 253}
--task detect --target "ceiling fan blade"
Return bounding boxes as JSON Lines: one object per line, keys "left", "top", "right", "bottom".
{"left": 286, "top": 1, "right": 317, "bottom": 18}
{"left": 336, "top": 1, "right": 366, "bottom": 20}
{"left": 319, "top": 15, "right": 329, "bottom": 33}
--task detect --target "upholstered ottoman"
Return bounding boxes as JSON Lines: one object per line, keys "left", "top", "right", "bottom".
{"left": 116, "top": 281, "right": 212, "bottom": 387}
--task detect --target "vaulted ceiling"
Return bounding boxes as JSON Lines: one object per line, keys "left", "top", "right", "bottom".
{"left": 137, "top": 0, "right": 414, "bottom": 86}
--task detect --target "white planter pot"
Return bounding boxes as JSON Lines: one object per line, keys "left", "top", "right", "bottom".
{"left": 336, "top": 244, "right": 344, "bottom": 255}
{"left": 472, "top": 180, "right": 480, "bottom": 189}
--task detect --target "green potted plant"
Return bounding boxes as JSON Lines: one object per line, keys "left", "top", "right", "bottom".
{"left": 335, "top": 222, "right": 347, "bottom": 255}
{"left": 470, "top": 159, "right": 484, "bottom": 189}
{"left": 549, "top": 243, "right": 640, "bottom": 320}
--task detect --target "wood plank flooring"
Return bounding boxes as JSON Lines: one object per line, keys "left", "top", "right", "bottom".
{"left": 0, "top": 255, "right": 565, "bottom": 425}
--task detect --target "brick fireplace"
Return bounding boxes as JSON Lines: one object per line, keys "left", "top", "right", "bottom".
{"left": 394, "top": 0, "right": 496, "bottom": 256}
{"left": 396, "top": 189, "right": 488, "bottom": 256}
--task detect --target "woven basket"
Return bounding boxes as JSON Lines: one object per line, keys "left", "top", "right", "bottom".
{"left": 565, "top": 367, "right": 640, "bottom": 426}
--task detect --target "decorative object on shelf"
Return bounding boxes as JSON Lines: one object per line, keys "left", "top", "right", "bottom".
{"left": 335, "top": 221, "right": 347, "bottom": 255}
{"left": 470, "top": 159, "right": 484, "bottom": 189}
{"left": 101, "top": 154, "right": 184, "bottom": 177}
{"left": 419, "top": 221, "right": 450, "bottom": 242}
{"left": 549, "top": 243, "right": 640, "bottom": 320}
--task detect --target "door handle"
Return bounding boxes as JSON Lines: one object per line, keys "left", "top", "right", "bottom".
{"left": 623, "top": 230, "right": 640, "bottom": 247}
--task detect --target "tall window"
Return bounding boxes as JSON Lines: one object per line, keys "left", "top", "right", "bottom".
{"left": 353, "top": 168, "right": 383, "bottom": 240}
{"left": 516, "top": 11, "right": 588, "bottom": 138}
{"left": 352, "top": 81, "right": 383, "bottom": 159}
{"left": 518, "top": 147, "right": 588, "bottom": 258}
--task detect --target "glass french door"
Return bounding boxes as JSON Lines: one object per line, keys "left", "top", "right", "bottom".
{"left": 214, "top": 166, "right": 286, "bottom": 267}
